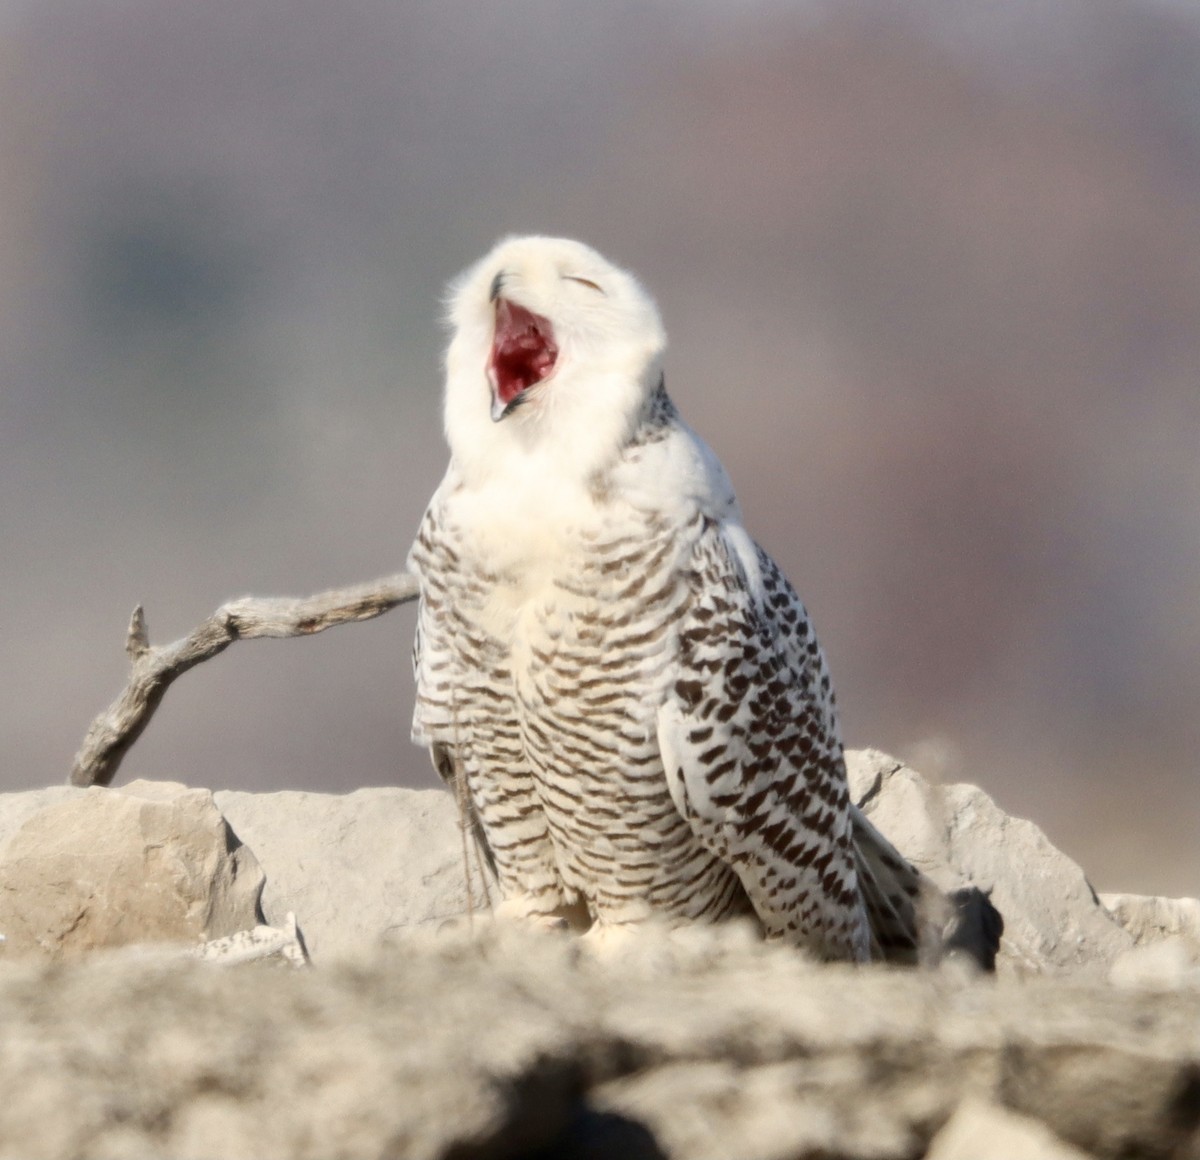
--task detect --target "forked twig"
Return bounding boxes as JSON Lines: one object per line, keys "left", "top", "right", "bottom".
{"left": 70, "top": 573, "right": 420, "bottom": 788}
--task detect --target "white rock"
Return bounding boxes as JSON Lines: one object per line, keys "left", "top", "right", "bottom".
{"left": 0, "top": 779, "right": 264, "bottom": 960}
{"left": 195, "top": 911, "right": 310, "bottom": 968}
{"left": 1, "top": 752, "right": 1187, "bottom": 985}
{"left": 0, "top": 925, "right": 1186, "bottom": 1160}
{"left": 214, "top": 785, "right": 487, "bottom": 960}
{"left": 1109, "top": 938, "right": 1200, "bottom": 990}
{"left": 595, "top": 1059, "right": 912, "bottom": 1160}
{"left": 1100, "top": 892, "right": 1200, "bottom": 951}
{"left": 925, "top": 1099, "right": 1093, "bottom": 1160}
{"left": 0, "top": 785, "right": 86, "bottom": 854}
{"left": 846, "top": 749, "right": 1134, "bottom": 976}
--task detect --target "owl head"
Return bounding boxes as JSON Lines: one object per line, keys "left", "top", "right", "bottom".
{"left": 441, "top": 236, "right": 667, "bottom": 483}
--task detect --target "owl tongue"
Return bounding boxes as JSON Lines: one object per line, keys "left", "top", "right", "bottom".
{"left": 489, "top": 299, "right": 558, "bottom": 415}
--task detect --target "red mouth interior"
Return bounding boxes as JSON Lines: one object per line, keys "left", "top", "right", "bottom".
{"left": 490, "top": 299, "right": 558, "bottom": 408}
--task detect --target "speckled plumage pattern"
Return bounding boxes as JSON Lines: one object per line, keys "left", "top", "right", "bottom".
{"left": 409, "top": 237, "right": 913, "bottom": 962}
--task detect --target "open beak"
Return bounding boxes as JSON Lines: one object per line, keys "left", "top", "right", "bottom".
{"left": 488, "top": 298, "right": 558, "bottom": 422}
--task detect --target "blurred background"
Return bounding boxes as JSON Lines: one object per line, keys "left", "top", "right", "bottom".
{"left": 2, "top": 0, "right": 1197, "bottom": 896}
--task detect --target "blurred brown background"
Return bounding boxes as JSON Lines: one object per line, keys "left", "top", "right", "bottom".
{"left": 3, "top": 1, "right": 1197, "bottom": 896}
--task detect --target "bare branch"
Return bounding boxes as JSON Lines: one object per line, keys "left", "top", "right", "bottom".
{"left": 70, "top": 573, "right": 421, "bottom": 789}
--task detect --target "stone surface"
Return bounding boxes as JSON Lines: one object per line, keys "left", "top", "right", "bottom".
{"left": 0, "top": 785, "right": 86, "bottom": 852}
{"left": 210, "top": 760, "right": 1186, "bottom": 972}
{"left": 1101, "top": 892, "right": 1200, "bottom": 952}
{"left": 194, "top": 912, "right": 310, "bottom": 968}
{"left": 0, "top": 780, "right": 263, "bottom": 960}
{"left": 924, "top": 1099, "right": 1094, "bottom": 1160}
{"left": 846, "top": 749, "right": 1136, "bottom": 977}
{"left": 0, "top": 755, "right": 1196, "bottom": 1156}
{"left": 0, "top": 924, "right": 1194, "bottom": 1160}
{"left": 1, "top": 756, "right": 1184, "bottom": 974}
{"left": 1, "top": 754, "right": 1190, "bottom": 980}
{"left": 592, "top": 1058, "right": 923, "bottom": 1160}
{"left": 213, "top": 785, "right": 486, "bottom": 960}
{"left": 1108, "top": 938, "right": 1200, "bottom": 990}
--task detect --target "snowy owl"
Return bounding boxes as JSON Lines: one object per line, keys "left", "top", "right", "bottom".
{"left": 408, "top": 236, "right": 919, "bottom": 962}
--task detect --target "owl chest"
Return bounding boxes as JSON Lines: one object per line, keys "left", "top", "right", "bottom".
{"left": 450, "top": 529, "right": 668, "bottom": 719}
{"left": 468, "top": 561, "right": 653, "bottom": 704}
{"left": 436, "top": 515, "right": 715, "bottom": 903}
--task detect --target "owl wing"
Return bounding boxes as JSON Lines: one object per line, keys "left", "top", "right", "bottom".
{"left": 407, "top": 492, "right": 503, "bottom": 884}
{"left": 407, "top": 492, "right": 465, "bottom": 751}
{"left": 656, "top": 517, "right": 872, "bottom": 959}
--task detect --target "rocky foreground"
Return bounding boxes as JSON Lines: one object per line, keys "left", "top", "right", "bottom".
{"left": 0, "top": 751, "right": 1195, "bottom": 1160}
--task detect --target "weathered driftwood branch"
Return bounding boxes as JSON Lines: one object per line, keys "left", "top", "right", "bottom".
{"left": 70, "top": 573, "right": 421, "bottom": 789}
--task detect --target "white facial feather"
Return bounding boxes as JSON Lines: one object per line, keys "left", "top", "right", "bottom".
{"left": 442, "top": 236, "right": 667, "bottom": 488}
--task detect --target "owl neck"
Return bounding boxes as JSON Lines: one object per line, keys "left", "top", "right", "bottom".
{"left": 450, "top": 360, "right": 668, "bottom": 494}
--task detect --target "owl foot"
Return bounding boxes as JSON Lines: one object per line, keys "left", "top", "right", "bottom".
{"left": 494, "top": 896, "right": 578, "bottom": 934}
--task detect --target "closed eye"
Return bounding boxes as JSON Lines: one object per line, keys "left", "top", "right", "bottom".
{"left": 563, "top": 274, "right": 604, "bottom": 294}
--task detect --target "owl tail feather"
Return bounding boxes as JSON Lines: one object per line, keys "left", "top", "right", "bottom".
{"left": 851, "top": 804, "right": 923, "bottom": 965}
{"left": 851, "top": 804, "right": 1003, "bottom": 970}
